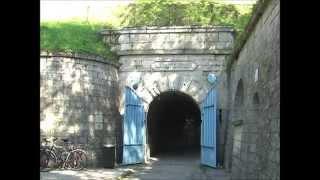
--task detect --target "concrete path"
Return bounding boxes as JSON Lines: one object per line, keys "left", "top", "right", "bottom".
{"left": 40, "top": 153, "right": 230, "bottom": 180}
{"left": 122, "top": 153, "right": 230, "bottom": 180}
{"left": 40, "top": 168, "right": 134, "bottom": 180}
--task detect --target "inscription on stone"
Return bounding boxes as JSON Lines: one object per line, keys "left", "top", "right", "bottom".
{"left": 151, "top": 61, "right": 197, "bottom": 71}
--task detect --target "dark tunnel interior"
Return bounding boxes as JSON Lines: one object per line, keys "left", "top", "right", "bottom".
{"left": 147, "top": 91, "right": 201, "bottom": 156}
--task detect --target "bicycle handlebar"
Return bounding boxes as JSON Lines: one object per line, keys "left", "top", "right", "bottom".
{"left": 41, "top": 137, "right": 85, "bottom": 150}
{"left": 42, "top": 137, "right": 60, "bottom": 141}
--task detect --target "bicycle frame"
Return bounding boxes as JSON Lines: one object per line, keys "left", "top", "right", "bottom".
{"left": 63, "top": 149, "right": 87, "bottom": 169}
{"left": 40, "top": 137, "right": 88, "bottom": 170}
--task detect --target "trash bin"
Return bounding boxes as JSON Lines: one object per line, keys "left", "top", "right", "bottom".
{"left": 102, "top": 144, "right": 115, "bottom": 168}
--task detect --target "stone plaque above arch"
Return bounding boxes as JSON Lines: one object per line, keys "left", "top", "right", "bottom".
{"left": 151, "top": 61, "right": 198, "bottom": 71}
{"left": 102, "top": 26, "right": 234, "bottom": 114}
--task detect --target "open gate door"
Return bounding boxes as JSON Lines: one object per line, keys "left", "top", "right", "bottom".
{"left": 122, "top": 87, "right": 145, "bottom": 165}
{"left": 200, "top": 88, "right": 217, "bottom": 167}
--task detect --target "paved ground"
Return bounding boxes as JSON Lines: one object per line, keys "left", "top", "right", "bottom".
{"left": 40, "top": 152, "right": 230, "bottom": 180}
{"left": 123, "top": 152, "right": 230, "bottom": 180}
{"left": 40, "top": 168, "right": 134, "bottom": 180}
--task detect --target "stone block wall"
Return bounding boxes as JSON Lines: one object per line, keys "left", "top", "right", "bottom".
{"left": 101, "top": 26, "right": 234, "bottom": 56}
{"left": 117, "top": 54, "right": 228, "bottom": 107}
{"left": 40, "top": 52, "right": 121, "bottom": 167}
{"left": 216, "top": 0, "right": 280, "bottom": 179}
{"left": 101, "top": 26, "right": 235, "bottom": 162}
{"left": 216, "top": 71, "right": 232, "bottom": 167}
{"left": 40, "top": 1, "right": 279, "bottom": 171}
{"left": 101, "top": 26, "right": 234, "bottom": 108}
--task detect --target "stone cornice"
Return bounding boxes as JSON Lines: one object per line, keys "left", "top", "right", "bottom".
{"left": 116, "top": 49, "right": 233, "bottom": 56}
{"left": 40, "top": 51, "right": 120, "bottom": 68}
{"left": 100, "top": 26, "right": 235, "bottom": 35}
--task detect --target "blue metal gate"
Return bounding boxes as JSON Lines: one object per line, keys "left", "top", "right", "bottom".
{"left": 122, "top": 87, "right": 145, "bottom": 165}
{"left": 200, "top": 88, "right": 217, "bottom": 167}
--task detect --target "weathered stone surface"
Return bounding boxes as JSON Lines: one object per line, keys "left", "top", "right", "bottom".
{"left": 40, "top": 53, "right": 121, "bottom": 167}
{"left": 41, "top": 9, "right": 278, "bottom": 177}
{"left": 219, "top": 32, "right": 234, "bottom": 42}
{"left": 101, "top": 26, "right": 235, "bottom": 161}
{"left": 102, "top": 26, "right": 234, "bottom": 56}
{"left": 216, "top": 0, "right": 280, "bottom": 179}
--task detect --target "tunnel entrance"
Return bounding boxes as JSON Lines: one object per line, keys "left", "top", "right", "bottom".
{"left": 147, "top": 91, "right": 201, "bottom": 157}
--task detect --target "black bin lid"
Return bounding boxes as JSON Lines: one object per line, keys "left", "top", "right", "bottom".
{"left": 103, "top": 144, "right": 115, "bottom": 148}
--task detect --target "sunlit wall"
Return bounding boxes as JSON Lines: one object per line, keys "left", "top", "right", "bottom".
{"left": 40, "top": 52, "right": 121, "bottom": 167}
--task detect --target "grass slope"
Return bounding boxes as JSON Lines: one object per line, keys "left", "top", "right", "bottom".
{"left": 40, "top": 21, "right": 117, "bottom": 61}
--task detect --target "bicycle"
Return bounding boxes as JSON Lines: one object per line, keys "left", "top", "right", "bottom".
{"left": 59, "top": 138, "right": 88, "bottom": 170}
{"left": 40, "top": 137, "right": 58, "bottom": 171}
{"left": 40, "top": 137, "right": 87, "bottom": 171}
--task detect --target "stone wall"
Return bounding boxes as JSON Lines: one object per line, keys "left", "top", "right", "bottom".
{"left": 216, "top": 0, "right": 280, "bottom": 179}
{"left": 101, "top": 26, "right": 234, "bottom": 56}
{"left": 117, "top": 54, "right": 227, "bottom": 109}
{"left": 40, "top": 52, "right": 121, "bottom": 167}
{"left": 101, "top": 26, "right": 234, "bottom": 162}
{"left": 101, "top": 26, "right": 234, "bottom": 109}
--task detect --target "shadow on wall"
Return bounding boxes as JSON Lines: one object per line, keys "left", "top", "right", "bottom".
{"left": 227, "top": 78, "right": 244, "bottom": 172}
{"left": 40, "top": 54, "right": 121, "bottom": 167}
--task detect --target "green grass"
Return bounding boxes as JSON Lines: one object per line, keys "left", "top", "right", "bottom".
{"left": 40, "top": 1, "right": 255, "bottom": 61}
{"left": 40, "top": 21, "right": 118, "bottom": 61}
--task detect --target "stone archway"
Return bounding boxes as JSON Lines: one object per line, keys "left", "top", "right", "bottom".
{"left": 101, "top": 26, "right": 234, "bottom": 115}
{"left": 117, "top": 70, "right": 220, "bottom": 118}
{"left": 104, "top": 26, "right": 234, "bottom": 163}
{"left": 146, "top": 90, "right": 201, "bottom": 157}
{"left": 118, "top": 72, "right": 213, "bottom": 162}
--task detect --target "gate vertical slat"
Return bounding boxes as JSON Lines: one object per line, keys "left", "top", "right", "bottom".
{"left": 200, "top": 88, "right": 217, "bottom": 168}
{"left": 123, "top": 87, "right": 145, "bottom": 165}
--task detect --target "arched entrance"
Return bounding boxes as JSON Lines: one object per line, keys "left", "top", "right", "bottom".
{"left": 147, "top": 90, "right": 201, "bottom": 157}
{"left": 122, "top": 87, "right": 218, "bottom": 167}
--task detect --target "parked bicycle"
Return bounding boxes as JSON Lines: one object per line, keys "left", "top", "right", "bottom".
{"left": 40, "top": 137, "right": 87, "bottom": 171}
{"left": 40, "top": 137, "right": 58, "bottom": 171}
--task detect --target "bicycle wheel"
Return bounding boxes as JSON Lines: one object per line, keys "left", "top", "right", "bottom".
{"left": 40, "top": 149, "right": 57, "bottom": 170}
{"left": 64, "top": 150, "right": 87, "bottom": 170}
{"left": 40, "top": 149, "right": 49, "bottom": 170}
{"left": 63, "top": 151, "right": 76, "bottom": 169}
{"left": 73, "top": 150, "right": 87, "bottom": 170}
{"left": 47, "top": 151, "right": 57, "bottom": 168}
